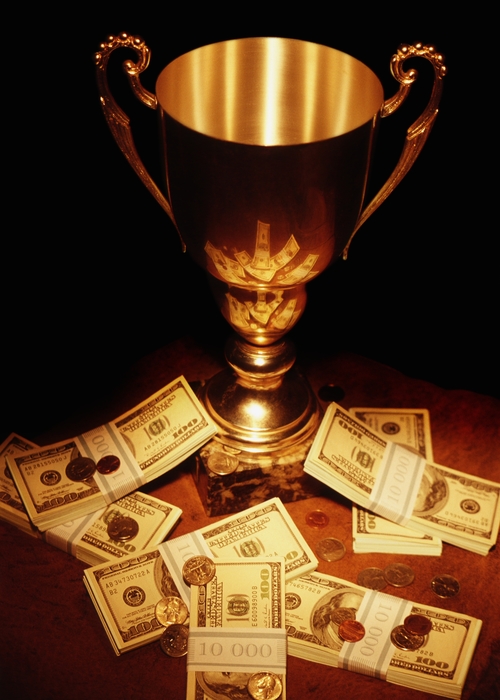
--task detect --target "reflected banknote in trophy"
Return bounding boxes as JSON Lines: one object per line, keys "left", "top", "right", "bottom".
{"left": 95, "top": 35, "right": 446, "bottom": 506}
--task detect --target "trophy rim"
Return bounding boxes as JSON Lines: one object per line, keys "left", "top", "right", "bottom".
{"left": 156, "top": 36, "right": 384, "bottom": 147}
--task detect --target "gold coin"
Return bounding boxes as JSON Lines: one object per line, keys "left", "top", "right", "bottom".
{"left": 182, "top": 555, "right": 216, "bottom": 586}
{"left": 247, "top": 672, "right": 283, "bottom": 700}
{"left": 384, "top": 562, "right": 415, "bottom": 587}
{"left": 390, "top": 624, "right": 425, "bottom": 651}
{"left": 338, "top": 619, "right": 365, "bottom": 643}
{"left": 160, "top": 624, "right": 189, "bottom": 657}
{"left": 155, "top": 596, "right": 189, "bottom": 627}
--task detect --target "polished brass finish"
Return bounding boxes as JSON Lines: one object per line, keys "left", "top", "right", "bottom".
{"left": 95, "top": 35, "right": 446, "bottom": 460}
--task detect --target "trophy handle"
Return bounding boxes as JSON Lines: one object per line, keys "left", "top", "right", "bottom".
{"left": 94, "top": 33, "right": 186, "bottom": 251}
{"left": 342, "top": 43, "right": 447, "bottom": 259}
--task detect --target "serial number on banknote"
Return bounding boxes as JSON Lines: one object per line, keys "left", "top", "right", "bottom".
{"left": 105, "top": 570, "right": 151, "bottom": 587}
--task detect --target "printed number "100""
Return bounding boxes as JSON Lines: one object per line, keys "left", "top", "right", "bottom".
{"left": 199, "top": 642, "right": 272, "bottom": 658}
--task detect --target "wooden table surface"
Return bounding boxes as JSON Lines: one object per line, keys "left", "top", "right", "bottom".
{"left": 1, "top": 337, "right": 499, "bottom": 700}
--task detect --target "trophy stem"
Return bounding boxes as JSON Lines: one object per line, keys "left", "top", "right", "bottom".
{"left": 198, "top": 335, "right": 321, "bottom": 457}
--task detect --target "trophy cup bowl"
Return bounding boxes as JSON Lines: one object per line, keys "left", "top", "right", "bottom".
{"left": 95, "top": 35, "right": 445, "bottom": 509}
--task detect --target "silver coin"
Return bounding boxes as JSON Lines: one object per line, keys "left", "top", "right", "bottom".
{"left": 107, "top": 515, "right": 139, "bottom": 542}
{"left": 247, "top": 672, "right": 283, "bottom": 700}
{"left": 357, "top": 567, "right": 387, "bottom": 590}
{"left": 384, "top": 562, "right": 415, "bottom": 587}
{"left": 182, "top": 556, "right": 216, "bottom": 586}
{"left": 155, "top": 596, "right": 189, "bottom": 627}
{"left": 207, "top": 452, "right": 239, "bottom": 475}
{"left": 316, "top": 537, "right": 346, "bottom": 562}
{"left": 431, "top": 574, "right": 460, "bottom": 598}
{"left": 390, "top": 624, "right": 425, "bottom": 651}
{"left": 160, "top": 624, "right": 189, "bottom": 657}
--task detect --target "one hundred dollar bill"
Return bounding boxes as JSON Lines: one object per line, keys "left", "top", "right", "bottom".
{"left": 349, "top": 408, "right": 434, "bottom": 461}
{"left": 83, "top": 545, "right": 184, "bottom": 654}
{"left": 45, "top": 491, "right": 182, "bottom": 566}
{"left": 305, "top": 403, "right": 500, "bottom": 555}
{"left": 349, "top": 409, "right": 442, "bottom": 555}
{"left": 163, "top": 497, "right": 318, "bottom": 605}
{"left": 7, "top": 376, "right": 216, "bottom": 531}
{"left": 286, "top": 572, "right": 482, "bottom": 698}
{"left": 0, "top": 433, "right": 39, "bottom": 535}
{"left": 1, "top": 435, "right": 182, "bottom": 562}
{"left": 187, "top": 558, "right": 286, "bottom": 700}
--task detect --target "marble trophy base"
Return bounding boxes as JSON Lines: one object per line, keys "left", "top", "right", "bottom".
{"left": 192, "top": 336, "right": 324, "bottom": 516}
{"left": 193, "top": 436, "right": 324, "bottom": 517}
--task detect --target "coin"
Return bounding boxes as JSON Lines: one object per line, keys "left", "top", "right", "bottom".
{"left": 96, "top": 454, "right": 121, "bottom": 474}
{"left": 182, "top": 556, "right": 216, "bottom": 586}
{"left": 247, "top": 672, "right": 283, "bottom": 700}
{"left": 155, "top": 596, "right": 189, "bottom": 627}
{"left": 306, "top": 510, "right": 330, "bottom": 529}
{"left": 404, "top": 614, "right": 432, "bottom": 636}
{"left": 206, "top": 451, "right": 239, "bottom": 475}
{"left": 330, "top": 607, "right": 356, "bottom": 626}
{"left": 357, "top": 567, "right": 387, "bottom": 590}
{"left": 431, "top": 574, "right": 460, "bottom": 598}
{"left": 65, "top": 457, "right": 96, "bottom": 481}
{"left": 390, "top": 625, "right": 425, "bottom": 651}
{"left": 316, "top": 537, "right": 346, "bottom": 562}
{"left": 384, "top": 563, "right": 415, "bottom": 587}
{"left": 107, "top": 516, "right": 139, "bottom": 542}
{"left": 160, "top": 624, "right": 189, "bottom": 657}
{"left": 338, "top": 619, "right": 365, "bottom": 643}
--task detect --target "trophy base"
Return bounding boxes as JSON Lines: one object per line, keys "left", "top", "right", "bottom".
{"left": 193, "top": 435, "right": 324, "bottom": 517}
{"left": 193, "top": 336, "right": 323, "bottom": 515}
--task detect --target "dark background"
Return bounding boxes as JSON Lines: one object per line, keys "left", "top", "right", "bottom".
{"left": 2, "top": 6, "right": 496, "bottom": 442}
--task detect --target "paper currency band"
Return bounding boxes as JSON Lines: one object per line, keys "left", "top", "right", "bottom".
{"left": 187, "top": 627, "right": 287, "bottom": 673}
{"left": 76, "top": 423, "right": 146, "bottom": 504}
{"left": 43, "top": 509, "right": 103, "bottom": 556}
{"left": 159, "top": 532, "right": 213, "bottom": 609}
{"left": 367, "top": 443, "right": 426, "bottom": 525}
{"left": 338, "top": 589, "right": 413, "bottom": 679}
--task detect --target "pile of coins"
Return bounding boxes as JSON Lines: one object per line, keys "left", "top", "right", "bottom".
{"left": 356, "top": 564, "right": 460, "bottom": 599}
{"left": 159, "top": 556, "right": 218, "bottom": 658}
{"left": 337, "top": 611, "right": 434, "bottom": 651}
{"left": 65, "top": 454, "right": 121, "bottom": 481}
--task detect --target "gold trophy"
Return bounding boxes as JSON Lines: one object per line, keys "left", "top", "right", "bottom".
{"left": 95, "top": 35, "right": 445, "bottom": 514}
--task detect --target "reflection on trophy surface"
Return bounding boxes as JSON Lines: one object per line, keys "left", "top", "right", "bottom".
{"left": 95, "top": 35, "right": 445, "bottom": 498}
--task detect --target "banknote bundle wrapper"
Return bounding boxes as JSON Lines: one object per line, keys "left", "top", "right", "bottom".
{"left": 83, "top": 497, "right": 317, "bottom": 654}
{"left": 285, "top": 572, "right": 482, "bottom": 699}
{"left": 349, "top": 408, "right": 442, "bottom": 555}
{"left": 305, "top": 403, "right": 500, "bottom": 555}
{"left": 187, "top": 558, "right": 287, "bottom": 700}
{"left": 6, "top": 376, "right": 216, "bottom": 531}
{"left": 1, "top": 434, "right": 182, "bottom": 565}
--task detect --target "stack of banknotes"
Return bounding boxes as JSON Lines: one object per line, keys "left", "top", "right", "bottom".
{"left": 285, "top": 571, "right": 482, "bottom": 699}
{"left": 305, "top": 403, "right": 500, "bottom": 555}
{"left": 5, "top": 376, "right": 216, "bottom": 531}
{"left": 187, "top": 558, "right": 287, "bottom": 700}
{"left": 1, "top": 434, "right": 182, "bottom": 565}
{"left": 82, "top": 496, "right": 483, "bottom": 698}
{"left": 83, "top": 497, "right": 317, "bottom": 654}
{"left": 350, "top": 408, "right": 442, "bottom": 555}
